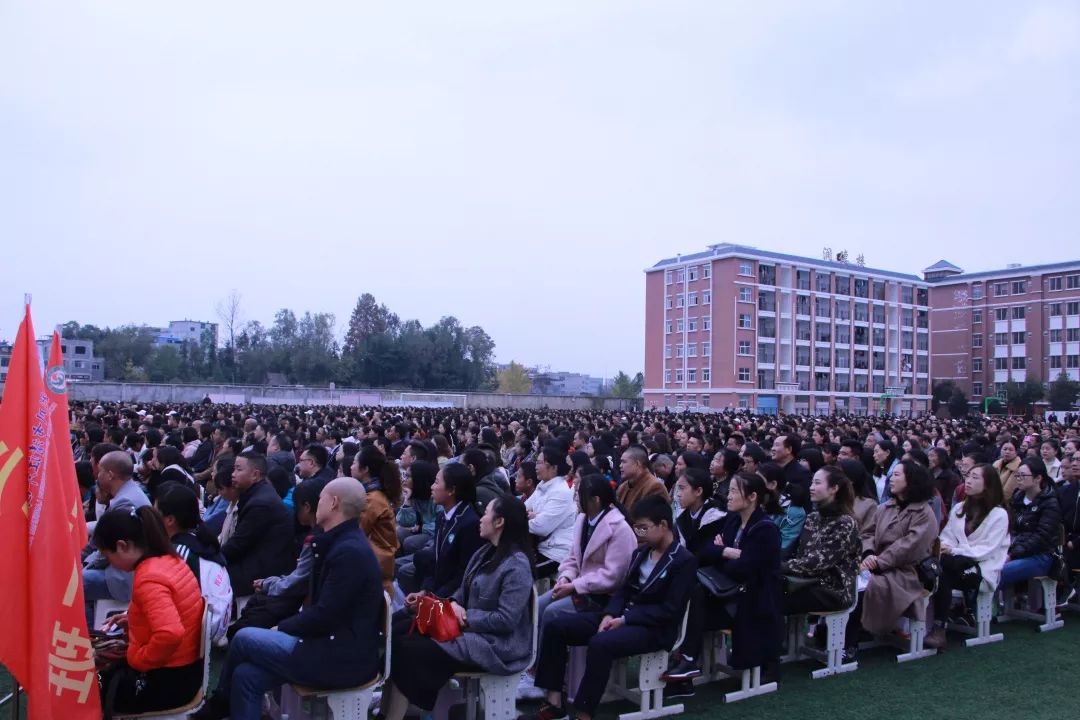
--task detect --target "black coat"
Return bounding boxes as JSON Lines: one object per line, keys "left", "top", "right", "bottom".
{"left": 222, "top": 479, "right": 297, "bottom": 595}
{"left": 605, "top": 542, "right": 698, "bottom": 649}
{"left": 700, "top": 508, "right": 783, "bottom": 669}
{"left": 417, "top": 503, "right": 484, "bottom": 598}
{"left": 1009, "top": 487, "right": 1063, "bottom": 559}
{"left": 278, "top": 520, "right": 383, "bottom": 688}
{"left": 781, "top": 460, "right": 812, "bottom": 492}
{"left": 1058, "top": 481, "right": 1080, "bottom": 546}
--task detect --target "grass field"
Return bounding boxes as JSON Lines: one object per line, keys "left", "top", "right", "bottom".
{"left": 4, "top": 619, "right": 1079, "bottom": 720}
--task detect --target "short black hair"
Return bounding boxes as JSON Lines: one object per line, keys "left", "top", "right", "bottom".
{"left": 303, "top": 443, "right": 329, "bottom": 468}
{"left": 236, "top": 451, "right": 268, "bottom": 478}
{"left": 631, "top": 494, "right": 673, "bottom": 530}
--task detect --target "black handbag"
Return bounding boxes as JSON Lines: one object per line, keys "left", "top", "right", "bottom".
{"left": 942, "top": 554, "right": 982, "bottom": 592}
{"left": 916, "top": 555, "right": 941, "bottom": 592}
{"left": 697, "top": 566, "right": 744, "bottom": 599}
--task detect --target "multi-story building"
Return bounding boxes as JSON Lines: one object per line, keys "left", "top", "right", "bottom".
{"left": 0, "top": 336, "right": 105, "bottom": 391}
{"left": 160, "top": 320, "right": 218, "bottom": 347}
{"left": 644, "top": 244, "right": 932, "bottom": 414}
{"left": 927, "top": 259, "right": 1080, "bottom": 403}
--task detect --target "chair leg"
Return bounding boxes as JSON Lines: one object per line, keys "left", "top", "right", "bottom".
{"left": 723, "top": 666, "right": 777, "bottom": 703}
{"left": 897, "top": 597, "right": 936, "bottom": 663}
{"left": 1037, "top": 578, "right": 1065, "bottom": 632}
{"left": 812, "top": 612, "right": 857, "bottom": 679}
{"left": 964, "top": 590, "right": 1004, "bottom": 647}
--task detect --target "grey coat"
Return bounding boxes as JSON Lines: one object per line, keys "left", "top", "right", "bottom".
{"left": 441, "top": 546, "right": 534, "bottom": 675}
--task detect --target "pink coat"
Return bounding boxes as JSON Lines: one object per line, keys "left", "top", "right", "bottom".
{"left": 557, "top": 509, "right": 638, "bottom": 595}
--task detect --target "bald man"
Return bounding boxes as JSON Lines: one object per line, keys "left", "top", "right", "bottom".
{"left": 199, "top": 477, "right": 382, "bottom": 720}
{"left": 83, "top": 450, "right": 151, "bottom": 626}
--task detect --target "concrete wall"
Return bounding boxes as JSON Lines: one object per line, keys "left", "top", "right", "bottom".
{"left": 67, "top": 381, "right": 637, "bottom": 411}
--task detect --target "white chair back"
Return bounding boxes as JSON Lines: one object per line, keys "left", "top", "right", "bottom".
{"left": 527, "top": 586, "right": 540, "bottom": 670}
{"left": 380, "top": 590, "right": 393, "bottom": 681}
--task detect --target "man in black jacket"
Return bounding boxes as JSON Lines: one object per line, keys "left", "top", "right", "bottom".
{"left": 196, "top": 477, "right": 383, "bottom": 720}
{"left": 524, "top": 496, "right": 697, "bottom": 720}
{"left": 222, "top": 452, "right": 297, "bottom": 595}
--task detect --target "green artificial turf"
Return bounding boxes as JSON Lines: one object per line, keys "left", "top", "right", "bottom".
{"left": 4, "top": 620, "right": 1079, "bottom": 720}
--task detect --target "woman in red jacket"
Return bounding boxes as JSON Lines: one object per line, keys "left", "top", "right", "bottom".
{"left": 93, "top": 506, "right": 206, "bottom": 716}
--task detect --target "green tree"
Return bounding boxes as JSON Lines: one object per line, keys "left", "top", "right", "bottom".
{"left": 1004, "top": 378, "right": 1045, "bottom": 413}
{"left": 932, "top": 380, "right": 958, "bottom": 412}
{"left": 1048, "top": 372, "right": 1080, "bottom": 410}
{"left": 343, "top": 293, "right": 399, "bottom": 355}
{"left": 611, "top": 371, "right": 644, "bottom": 399}
{"left": 947, "top": 387, "right": 969, "bottom": 418}
{"left": 497, "top": 362, "right": 532, "bottom": 394}
{"left": 146, "top": 346, "right": 183, "bottom": 382}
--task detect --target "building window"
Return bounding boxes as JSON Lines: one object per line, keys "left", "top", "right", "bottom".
{"left": 1050, "top": 277, "right": 1063, "bottom": 291}
{"left": 1012, "top": 306, "right": 1025, "bottom": 320}
{"left": 688, "top": 343, "right": 697, "bottom": 357}
{"left": 995, "top": 308, "right": 1008, "bottom": 321}
{"left": 664, "top": 344, "right": 672, "bottom": 358}
{"left": 816, "top": 273, "right": 831, "bottom": 292}
{"left": 1012, "top": 280, "right": 1026, "bottom": 295}
{"left": 702, "top": 368, "right": 711, "bottom": 382}
{"left": 995, "top": 357, "right": 1008, "bottom": 370}
{"left": 666, "top": 321, "right": 673, "bottom": 334}
{"left": 702, "top": 318, "right": 711, "bottom": 331}
{"left": 1069, "top": 356, "right": 1080, "bottom": 368}
{"left": 994, "top": 333, "right": 1008, "bottom": 346}
{"left": 676, "top": 294, "right": 685, "bottom": 308}
{"left": 738, "top": 314, "right": 752, "bottom": 329}
{"left": 687, "top": 368, "right": 697, "bottom": 383}
{"left": 676, "top": 319, "right": 684, "bottom": 332}
{"left": 738, "top": 261, "right": 753, "bottom": 276}
{"left": 739, "top": 287, "right": 752, "bottom": 303}
{"left": 703, "top": 291, "right": 712, "bottom": 304}
{"left": 703, "top": 265, "right": 711, "bottom": 279}
{"left": 676, "top": 344, "right": 684, "bottom": 358}
{"left": 676, "top": 269, "right": 684, "bottom": 282}
{"left": 688, "top": 266, "right": 698, "bottom": 281}
{"left": 972, "top": 382, "right": 983, "bottom": 396}
{"left": 972, "top": 357, "right": 982, "bottom": 372}
{"left": 675, "top": 369, "right": 684, "bottom": 382}
{"left": 972, "top": 310, "right": 982, "bottom": 323}
{"left": 993, "top": 282, "right": 1008, "bottom": 297}
{"left": 1012, "top": 357, "right": 1026, "bottom": 370}
{"left": 738, "top": 340, "right": 751, "bottom": 355}
{"left": 74, "top": 346, "right": 87, "bottom": 355}
{"left": 1050, "top": 303, "right": 1063, "bottom": 316}
{"left": 1051, "top": 356, "right": 1063, "bottom": 369}
{"left": 1051, "top": 329, "right": 1063, "bottom": 342}
{"left": 972, "top": 284, "right": 983, "bottom": 300}
{"left": 688, "top": 318, "right": 697, "bottom": 332}
{"left": 665, "top": 271, "right": 673, "bottom": 284}
{"left": 664, "top": 369, "right": 672, "bottom": 383}
{"left": 703, "top": 342, "right": 711, "bottom": 356}
{"left": 1069, "top": 301, "right": 1080, "bottom": 316}
{"left": 1068, "top": 275, "right": 1079, "bottom": 289}
{"left": 665, "top": 296, "right": 673, "bottom": 309}
{"left": 738, "top": 367, "right": 751, "bottom": 382}
{"left": 1069, "top": 328, "right": 1080, "bottom": 342}
{"left": 1012, "top": 331, "right": 1025, "bottom": 344}
{"left": 688, "top": 292, "right": 698, "bottom": 306}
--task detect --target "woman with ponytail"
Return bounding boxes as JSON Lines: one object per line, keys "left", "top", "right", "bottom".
{"left": 155, "top": 481, "right": 234, "bottom": 643}
{"left": 93, "top": 505, "right": 205, "bottom": 717}
{"left": 352, "top": 444, "right": 402, "bottom": 592}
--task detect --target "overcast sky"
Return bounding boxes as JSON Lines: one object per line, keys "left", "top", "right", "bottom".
{"left": 2, "top": 1, "right": 1077, "bottom": 378}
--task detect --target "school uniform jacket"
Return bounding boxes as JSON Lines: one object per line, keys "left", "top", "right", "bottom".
{"left": 604, "top": 542, "right": 698, "bottom": 649}
{"left": 420, "top": 503, "right": 484, "bottom": 598}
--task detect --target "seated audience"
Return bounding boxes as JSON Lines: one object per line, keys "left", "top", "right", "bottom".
{"left": 616, "top": 447, "right": 671, "bottom": 509}
{"left": 1002, "top": 457, "right": 1062, "bottom": 587}
{"left": 351, "top": 445, "right": 402, "bottom": 592}
{"left": 397, "top": 459, "right": 440, "bottom": 556}
{"left": 527, "top": 445, "right": 578, "bottom": 578}
{"left": 404, "top": 464, "right": 484, "bottom": 598}
{"left": 94, "top": 507, "right": 205, "bottom": 716}
{"left": 196, "top": 478, "right": 383, "bottom": 720}
{"left": 382, "top": 496, "right": 535, "bottom": 719}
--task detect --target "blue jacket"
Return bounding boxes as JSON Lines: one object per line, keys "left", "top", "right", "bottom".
{"left": 417, "top": 503, "right": 484, "bottom": 598}
{"left": 604, "top": 542, "right": 697, "bottom": 648}
{"left": 278, "top": 520, "right": 383, "bottom": 689}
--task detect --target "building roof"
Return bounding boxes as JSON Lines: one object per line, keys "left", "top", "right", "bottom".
{"left": 925, "top": 258, "right": 1080, "bottom": 284}
{"left": 923, "top": 259, "right": 963, "bottom": 273}
{"left": 649, "top": 243, "right": 926, "bottom": 283}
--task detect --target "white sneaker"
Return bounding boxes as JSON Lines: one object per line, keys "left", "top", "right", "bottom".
{"left": 516, "top": 671, "right": 545, "bottom": 701}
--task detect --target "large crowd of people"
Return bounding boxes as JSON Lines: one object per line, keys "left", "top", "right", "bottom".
{"left": 75, "top": 400, "right": 1080, "bottom": 719}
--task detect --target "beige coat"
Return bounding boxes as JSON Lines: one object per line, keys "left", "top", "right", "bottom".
{"left": 861, "top": 499, "right": 937, "bottom": 635}
{"left": 853, "top": 496, "right": 878, "bottom": 547}
{"left": 995, "top": 457, "right": 1022, "bottom": 497}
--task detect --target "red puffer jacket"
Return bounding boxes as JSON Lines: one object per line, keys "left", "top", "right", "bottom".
{"left": 126, "top": 555, "right": 204, "bottom": 672}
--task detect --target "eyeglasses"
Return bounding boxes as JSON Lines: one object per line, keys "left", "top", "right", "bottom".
{"left": 1014, "top": 471, "right": 1034, "bottom": 479}
{"left": 632, "top": 524, "right": 655, "bottom": 536}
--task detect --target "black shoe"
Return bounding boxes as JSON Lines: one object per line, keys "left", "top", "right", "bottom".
{"left": 664, "top": 651, "right": 683, "bottom": 672}
{"left": 841, "top": 647, "right": 858, "bottom": 664}
{"left": 953, "top": 611, "right": 976, "bottom": 628}
{"left": 661, "top": 658, "right": 701, "bottom": 681}
{"left": 663, "top": 680, "right": 695, "bottom": 700}
{"left": 1056, "top": 584, "right": 1076, "bottom": 608}
{"left": 191, "top": 692, "right": 230, "bottom": 720}
{"left": 517, "top": 702, "right": 569, "bottom": 720}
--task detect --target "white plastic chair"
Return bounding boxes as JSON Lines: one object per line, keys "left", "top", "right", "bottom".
{"left": 603, "top": 605, "right": 690, "bottom": 720}
{"left": 697, "top": 628, "right": 778, "bottom": 703}
{"left": 781, "top": 588, "right": 860, "bottom": 679}
{"left": 945, "top": 588, "right": 1004, "bottom": 647}
{"left": 289, "top": 591, "right": 393, "bottom": 720}
{"left": 999, "top": 577, "right": 1064, "bottom": 632}
{"left": 115, "top": 598, "right": 212, "bottom": 720}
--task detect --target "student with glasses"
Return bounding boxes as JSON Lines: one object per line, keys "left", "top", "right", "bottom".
{"left": 1001, "top": 457, "right": 1062, "bottom": 587}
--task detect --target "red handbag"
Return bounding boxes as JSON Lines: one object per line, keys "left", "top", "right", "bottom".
{"left": 411, "top": 595, "right": 462, "bottom": 642}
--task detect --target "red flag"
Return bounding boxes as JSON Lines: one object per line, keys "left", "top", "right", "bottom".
{"left": 46, "top": 331, "right": 89, "bottom": 550}
{"left": 0, "top": 305, "right": 102, "bottom": 720}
